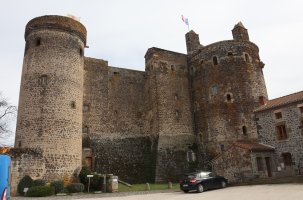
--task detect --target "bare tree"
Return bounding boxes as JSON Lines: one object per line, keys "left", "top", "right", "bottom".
{"left": 0, "top": 92, "right": 17, "bottom": 147}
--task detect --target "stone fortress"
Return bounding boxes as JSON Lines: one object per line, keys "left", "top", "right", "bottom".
{"left": 12, "top": 15, "right": 303, "bottom": 193}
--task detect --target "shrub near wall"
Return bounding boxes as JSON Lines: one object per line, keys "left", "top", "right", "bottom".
{"left": 32, "top": 179, "right": 46, "bottom": 186}
{"left": 50, "top": 180, "right": 64, "bottom": 194}
{"left": 67, "top": 183, "right": 85, "bottom": 193}
{"left": 26, "top": 186, "right": 55, "bottom": 197}
{"left": 17, "top": 175, "right": 33, "bottom": 195}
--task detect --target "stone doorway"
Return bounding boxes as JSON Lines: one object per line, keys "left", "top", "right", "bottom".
{"left": 265, "top": 157, "right": 272, "bottom": 177}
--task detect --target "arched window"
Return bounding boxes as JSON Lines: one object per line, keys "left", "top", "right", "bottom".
{"left": 242, "top": 126, "right": 247, "bottom": 135}
{"left": 213, "top": 56, "right": 218, "bottom": 65}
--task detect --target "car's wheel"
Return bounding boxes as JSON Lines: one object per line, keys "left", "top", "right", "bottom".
{"left": 183, "top": 190, "right": 189, "bottom": 193}
{"left": 197, "top": 184, "right": 204, "bottom": 193}
{"left": 221, "top": 181, "right": 227, "bottom": 188}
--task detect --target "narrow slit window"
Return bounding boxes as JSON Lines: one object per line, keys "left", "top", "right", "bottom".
{"left": 213, "top": 56, "right": 218, "bottom": 65}
{"left": 242, "top": 126, "right": 247, "bottom": 135}
{"left": 226, "top": 94, "right": 232, "bottom": 102}
{"left": 245, "top": 53, "right": 250, "bottom": 63}
{"left": 70, "top": 101, "right": 76, "bottom": 109}
{"left": 36, "top": 38, "right": 41, "bottom": 46}
{"left": 80, "top": 48, "right": 84, "bottom": 56}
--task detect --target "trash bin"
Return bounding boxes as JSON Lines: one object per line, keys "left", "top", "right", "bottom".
{"left": 106, "top": 174, "right": 118, "bottom": 193}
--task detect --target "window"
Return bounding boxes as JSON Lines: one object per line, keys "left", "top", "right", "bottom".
{"left": 83, "top": 104, "right": 89, "bottom": 112}
{"left": 213, "top": 56, "right": 218, "bottom": 65}
{"left": 80, "top": 48, "right": 84, "bottom": 56}
{"left": 227, "top": 51, "right": 233, "bottom": 56}
{"left": 256, "top": 157, "right": 263, "bottom": 171}
{"left": 113, "top": 71, "right": 119, "bottom": 75}
{"left": 212, "top": 85, "right": 218, "bottom": 95}
{"left": 171, "top": 65, "right": 175, "bottom": 71}
{"left": 220, "top": 144, "right": 225, "bottom": 152}
{"left": 70, "top": 101, "right": 76, "bottom": 109}
{"left": 38, "top": 75, "right": 47, "bottom": 86}
{"left": 226, "top": 94, "right": 232, "bottom": 102}
{"left": 259, "top": 96, "right": 266, "bottom": 105}
{"left": 175, "top": 110, "right": 180, "bottom": 119}
{"left": 242, "top": 126, "right": 247, "bottom": 135}
{"left": 299, "top": 106, "right": 303, "bottom": 113}
{"left": 174, "top": 93, "right": 179, "bottom": 100}
{"left": 187, "top": 150, "right": 196, "bottom": 162}
{"left": 282, "top": 153, "right": 292, "bottom": 166}
{"left": 36, "top": 38, "right": 41, "bottom": 46}
{"left": 18, "top": 141, "right": 22, "bottom": 148}
{"left": 275, "top": 112, "right": 282, "bottom": 119}
{"left": 245, "top": 53, "right": 250, "bottom": 63}
{"left": 82, "top": 126, "right": 88, "bottom": 134}
{"left": 277, "top": 124, "right": 287, "bottom": 140}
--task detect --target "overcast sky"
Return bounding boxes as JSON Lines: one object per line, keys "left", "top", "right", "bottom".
{"left": 0, "top": 0, "right": 302, "bottom": 145}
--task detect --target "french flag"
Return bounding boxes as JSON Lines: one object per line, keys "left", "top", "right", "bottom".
{"left": 181, "top": 15, "right": 189, "bottom": 26}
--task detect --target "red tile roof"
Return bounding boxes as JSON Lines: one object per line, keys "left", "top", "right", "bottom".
{"left": 233, "top": 141, "right": 275, "bottom": 152}
{"left": 254, "top": 90, "right": 303, "bottom": 112}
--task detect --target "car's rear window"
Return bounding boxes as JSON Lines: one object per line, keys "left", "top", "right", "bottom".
{"left": 184, "top": 174, "right": 197, "bottom": 179}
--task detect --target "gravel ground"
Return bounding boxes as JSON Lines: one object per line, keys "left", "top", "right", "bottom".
{"left": 11, "top": 184, "right": 303, "bottom": 200}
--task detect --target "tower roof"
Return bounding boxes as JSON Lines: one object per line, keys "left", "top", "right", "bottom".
{"left": 25, "top": 15, "right": 87, "bottom": 45}
{"left": 234, "top": 21, "right": 246, "bottom": 29}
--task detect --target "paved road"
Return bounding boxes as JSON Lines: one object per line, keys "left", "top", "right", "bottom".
{"left": 12, "top": 184, "right": 303, "bottom": 200}
{"left": 78, "top": 184, "right": 303, "bottom": 200}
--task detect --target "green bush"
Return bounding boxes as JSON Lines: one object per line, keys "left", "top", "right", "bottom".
{"left": 26, "top": 186, "right": 55, "bottom": 197}
{"left": 17, "top": 175, "right": 33, "bottom": 195}
{"left": 67, "top": 183, "right": 85, "bottom": 193}
{"left": 50, "top": 180, "right": 64, "bottom": 194}
{"left": 79, "top": 166, "right": 92, "bottom": 187}
{"left": 32, "top": 179, "right": 46, "bottom": 187}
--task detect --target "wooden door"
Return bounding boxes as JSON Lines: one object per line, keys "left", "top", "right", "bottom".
{"left": 265, "top": 157, "right": 272, "bottom": 177}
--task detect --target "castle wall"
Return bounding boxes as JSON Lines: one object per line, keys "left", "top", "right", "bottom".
{"left": 83, "top": 59, "right": 154, "bottom": 182}
{"left": 15, "top": 16, "right": 86, "bottom": 186}
{"left": 190, "top": 40, "right": 267, "bottom": 158}
{"left": 145, "top": 48, "right": 196, "bottom": 182}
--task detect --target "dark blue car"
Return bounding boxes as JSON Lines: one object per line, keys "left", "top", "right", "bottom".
{"left": 180, "top": 171, "right": 227, "bottom": 193}
{"left": 0, "top": 154, "right": 11, "bottom": 200}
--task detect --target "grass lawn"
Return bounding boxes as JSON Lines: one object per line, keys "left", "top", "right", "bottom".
{"left": 118, "top": 182, "right": 180, "bottom": 192}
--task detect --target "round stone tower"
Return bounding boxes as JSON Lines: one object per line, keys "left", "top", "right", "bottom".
{"left": 188, "top": 22, "right": 268, "bottom": 158}
{"left": 15, "top": 15, "right": 87, "bottom": 181}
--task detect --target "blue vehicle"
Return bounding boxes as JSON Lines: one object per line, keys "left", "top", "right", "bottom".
{"left": 0, "top": 154, "right": 11, "bottom": 200}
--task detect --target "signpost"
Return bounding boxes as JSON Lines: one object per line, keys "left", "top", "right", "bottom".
{"left": 87, "top": 175, "right": 94, "bottom": 193}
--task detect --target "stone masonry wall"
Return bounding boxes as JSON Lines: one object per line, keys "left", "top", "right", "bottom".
{"left": 212, "top": 146, "right": 253, "bottom": 183}
{"left": 190, "top": 40, "right": 267, "bottom": 158}
{"left": 83, "top": 58, "right": 153, "bottom": 182}
{"left": 255, "top": 101, "right": 303, "bottom": 175}
{"left": 15, "top": 16, "right": 85, "bottom": 188}
{"left": 145, "top": 48, "right": 196, "bottom": 182}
